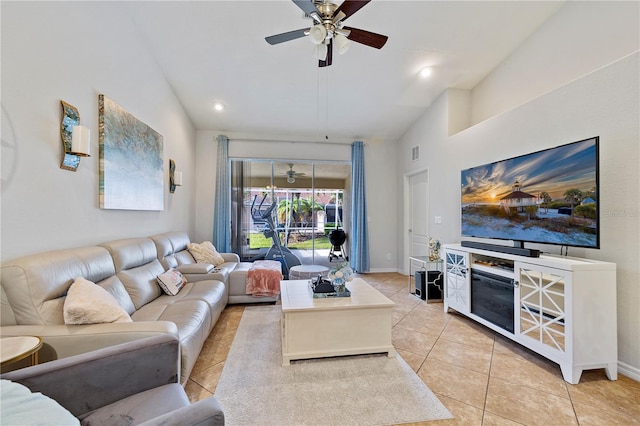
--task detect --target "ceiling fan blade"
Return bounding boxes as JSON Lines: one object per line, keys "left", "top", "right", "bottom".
{"left": 343, "top": 26, "right": 388, "bottom": 49}
{"left": 334, "top": 0, "right": 371, "bottom": 21}
{"left": 292, "top": 0, "right": 321, "bottom": 20}
{"left": 265, "top": 28, "right": 308, "bottom": 45}
{"left": 332, "top": 10, "right": 346, "bottom": 23}
{"left": 319, "top": 39, "right": 333, "bottom": 67}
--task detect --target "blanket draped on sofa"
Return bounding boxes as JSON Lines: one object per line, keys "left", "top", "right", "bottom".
{"left": 246, "top": 260, "right": 283, "bottom": 297}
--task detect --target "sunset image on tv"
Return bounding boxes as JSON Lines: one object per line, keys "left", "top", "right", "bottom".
{"left": 461, "top": 137, "right": 599, "bottom": 248}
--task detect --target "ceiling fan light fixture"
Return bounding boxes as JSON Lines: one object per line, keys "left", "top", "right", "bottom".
{"left": 287, "top": 176, "right": 295, "bottom": 184}
{"left": 313, "top": 43, "right": 328, "bottom": 60}
{"left": 309, "top": 24, "right": 327, "bottom": 45}
{"left": 334, "top": 33, "right": 351, "bottom": 55}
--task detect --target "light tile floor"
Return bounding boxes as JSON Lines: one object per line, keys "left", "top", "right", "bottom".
{"left": 185, "top": 272, "right": 640, "bottom": 425}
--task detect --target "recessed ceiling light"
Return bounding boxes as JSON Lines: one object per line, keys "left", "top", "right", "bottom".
{"left": 419, "top": 67, "right": 433, "bottom": 78}
{"left": 212, "top": 102, "right": 225, "bottom": 112}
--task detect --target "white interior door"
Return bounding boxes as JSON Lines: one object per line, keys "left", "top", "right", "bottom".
{"left": 409, "top": 170, "right": 429, "bottom": 257}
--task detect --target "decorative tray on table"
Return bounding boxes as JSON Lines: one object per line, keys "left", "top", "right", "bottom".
{"left": 310, "top": 276, "right": 351, "bottom": 298}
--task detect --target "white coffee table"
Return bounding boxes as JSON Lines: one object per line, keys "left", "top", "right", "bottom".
{"left": 280, "top": 278, "right": 395, "bottom": 366}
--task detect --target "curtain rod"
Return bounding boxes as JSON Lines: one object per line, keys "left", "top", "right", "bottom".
{"left": 228, "top": 138, "right": 360, "bottom": 147}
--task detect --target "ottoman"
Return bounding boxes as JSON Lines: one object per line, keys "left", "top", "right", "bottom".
{"left": 288, "top": 264, "right": 329, "bottom": 280}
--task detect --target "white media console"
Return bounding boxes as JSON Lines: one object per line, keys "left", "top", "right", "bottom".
{"left": 443, "top": 243, "right": 617, "bottom": 384}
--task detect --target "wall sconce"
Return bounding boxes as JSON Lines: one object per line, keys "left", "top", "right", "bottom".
{"left": 71, "top": 125, "right": 91, "bottom": 156}
{"left": 169, "top": 159, "right": 182, "bottom": 193}
{"left": 174, "top": 171, "right": 183, "bottom": 186}
{"left": 60, "top": 101, "right": 90, "bottom": 172}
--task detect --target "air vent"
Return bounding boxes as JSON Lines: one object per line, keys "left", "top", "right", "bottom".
{"left": 411, "top": 145, "right": 420, "bottom": 161}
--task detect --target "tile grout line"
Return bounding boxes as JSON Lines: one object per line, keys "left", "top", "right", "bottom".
{"left": 567, "top": 382, "right": 581, "bottom": 425}
{"left": 480, "top": 336, "right": 496, "bottom": 425}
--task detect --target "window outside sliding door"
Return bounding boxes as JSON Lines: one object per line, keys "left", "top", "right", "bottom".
{"left": 230, "top": 160, "right": 350, "bottom": 266}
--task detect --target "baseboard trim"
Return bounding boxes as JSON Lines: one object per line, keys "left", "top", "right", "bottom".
{"left": 618, "top": 360, "right": 640, "bottom": 382}
{"left": 365, "top": 268, "right": 398, "bottom": 274}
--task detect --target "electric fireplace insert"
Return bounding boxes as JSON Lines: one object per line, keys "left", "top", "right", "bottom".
{"left": 471, "top": 270, "right": 515, "bottom": 333}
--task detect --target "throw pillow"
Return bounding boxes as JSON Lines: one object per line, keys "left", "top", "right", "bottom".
{"left": 157, "top": 269, "right": 187, "bottom": 296}
{"left": 187, "top": 241, "right": 225, "bottom": 266}
{"left": 63, "top": 277, "right": 132, "bottom": 324}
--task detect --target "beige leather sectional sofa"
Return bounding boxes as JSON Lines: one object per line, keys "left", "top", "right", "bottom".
{"left": 0, "top": 231, "right": 276, "bottom": 384}
{"left": 151, "top": 231, "right": 279, "bottom": 305}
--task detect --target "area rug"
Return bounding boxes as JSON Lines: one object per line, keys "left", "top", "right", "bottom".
{"left": 214, "top": 306, "right": 453, "bottom": 425}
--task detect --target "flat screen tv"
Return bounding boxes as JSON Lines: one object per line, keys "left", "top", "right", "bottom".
{"left": 461, "top": 136, "right": 599, "bottom": 250}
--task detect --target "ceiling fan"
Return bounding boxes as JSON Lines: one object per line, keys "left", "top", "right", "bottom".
{"left": 284, "top": 164, "right": 306, "bottom": 183}
{"left": 265, "top": 0, "right": 388, "bottom": 67}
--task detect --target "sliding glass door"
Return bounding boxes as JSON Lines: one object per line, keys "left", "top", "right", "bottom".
{"left": 230, "top": 159, "right": 350, "bottom": 266}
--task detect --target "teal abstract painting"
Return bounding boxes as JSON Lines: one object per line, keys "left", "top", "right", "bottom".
{"left": 99, "top": 95, "right": 163, "bottom": 210}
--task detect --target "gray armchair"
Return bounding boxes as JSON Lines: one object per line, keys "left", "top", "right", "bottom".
{"left": 1, "top": 334, "right": 224, "bottom": 425}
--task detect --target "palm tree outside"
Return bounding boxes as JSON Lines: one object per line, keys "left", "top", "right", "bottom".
{"left": 563, "top": 188, "right": 583, "bottom": 216}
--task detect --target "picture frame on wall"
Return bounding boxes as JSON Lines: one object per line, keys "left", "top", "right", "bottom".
{"left": 98, "top": 94, "right": 164, "bottom": 211}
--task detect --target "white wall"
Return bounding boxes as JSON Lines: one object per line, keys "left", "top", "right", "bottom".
{"left": 1, "top": 2, "right": 196, "bottom": 261}
{"left": 399, "top": 0, "right": 639, "bottom": 380}
{"left": 194, "top": 131, "right": 399, "bottom": 271}
{"left": 471, "top": 1, "right": 640, "bottom": 124}
{"left": 364, "top": 138, "right": 399, "bottom": 272}
{"left": 399, "top": 53, "right": 640, "bottom": 378}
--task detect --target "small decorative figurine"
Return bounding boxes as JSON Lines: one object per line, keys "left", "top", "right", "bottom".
{"left": 428, "top": 238, "right": 441, "bottom": 261}
{"left": 328, "top": 262, "right": 354, "bottom": 293}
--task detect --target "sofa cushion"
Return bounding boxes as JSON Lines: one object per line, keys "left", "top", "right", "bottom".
{"left": 165, "top": 281, "right": 228, "bottom": 315}
{"left": 229, "top": 262, "right": 252, "bottom": 296}
{"left": 176, "top": 263, "right": 215, "bottom": 274}
{"left": 100, "top": 238, "right": 167, "bottom": 309}
{"left": 151, "top": 232, "right": 198, "bottom": 267}
{"left": 101, "top": 238, "right": 158, "bottom": 273}
{"left": 98, "top": 276, "right": 136, "bottom": 315}
{"left": 1, "top": 246, "right": 116, "bottom": 326}
{"left": 132, "top": 299, "right": 213, "bottom": 381}
{"left": 163, "top": 231, "right": 191, "bottom": 253}
{"left": 157, "top": 269, "right": 186, "bottom": 296}
{"left": 175, "top": 250, "right": 197, "bottom": 265}
{"left": 79, "top": 383, "right": 189, "bottom": 426}
{"left": 117, "top": 261, "right": 165, "bottom": 310}
{"left": 63, "top": 277, "right": 132, "bottom": 324}
{"left": 188, "top": 241, "right": 225, "bottom": 267}
{"left": 149, "top": 233, "right": 180, "bottom": 270}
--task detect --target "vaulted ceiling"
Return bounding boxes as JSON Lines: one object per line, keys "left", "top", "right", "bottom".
{"left": 123, "top": 1, "right": 564, "bottom": 141}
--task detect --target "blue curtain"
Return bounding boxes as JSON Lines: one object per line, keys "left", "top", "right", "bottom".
{"left": 213, "top": 135, "right": 230, "bottom": 252}
{"left": 350, "top": 141, "right": 370, "bottom": 272}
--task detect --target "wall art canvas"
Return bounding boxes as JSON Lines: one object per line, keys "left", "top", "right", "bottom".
{"left": 99, "top": 95, "right": 164, "bottom": 210}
